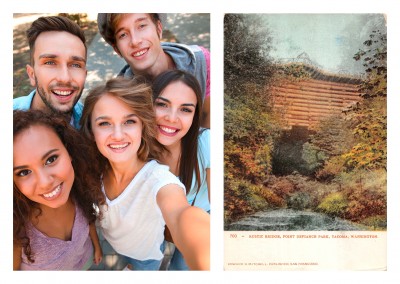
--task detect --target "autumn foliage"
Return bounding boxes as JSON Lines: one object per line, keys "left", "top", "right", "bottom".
{"left": 224, "top": 15, "right": 386, "bottom": 230}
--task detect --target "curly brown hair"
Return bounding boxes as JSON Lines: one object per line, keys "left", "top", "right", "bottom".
{"left": 13, "top": 110, "right": 105, "bottom": 263}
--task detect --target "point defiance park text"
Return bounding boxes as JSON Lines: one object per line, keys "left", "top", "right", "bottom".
{"left": 229, "top": 234, "right": 379, "bottom": 239}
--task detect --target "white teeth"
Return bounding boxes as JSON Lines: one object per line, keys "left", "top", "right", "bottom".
{"left": 43, "top": 185, "right": 61, "bottom": 198}
{"left": 109, "top": 143, "right": 129, "bottom": 149}
{"left": 160, "top": 126, "right": 177, "bottom": 133}
{"left": 133, "top": 49, "right": 147, "bottom": 57}
{"left": 53, "top": 90, "right": 72, "bottom": 96}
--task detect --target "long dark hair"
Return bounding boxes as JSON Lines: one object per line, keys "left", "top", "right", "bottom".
{"left": 152, "top": 70, "right": 204, "bottom": 195}
{"left": 13, "top": 110, "right": 104, "bottom": 263}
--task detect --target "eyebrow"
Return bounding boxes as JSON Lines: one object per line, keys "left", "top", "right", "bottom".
{"left": 38, "top": 54, "right": 86, "bottom": 63}
{"left": 115, "top": 16, "right": 149, "bottom": 35}
{"left": 156, "top": 96, "right": 196, "bottom": 108}
{"left": 13, "top": 149, "right": 59, "bottom": 172}
{"left": 94, "top": 113, "right": 138, "bottom": 122}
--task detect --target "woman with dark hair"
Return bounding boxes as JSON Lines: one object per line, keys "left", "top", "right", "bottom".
{"left": 152, "top": 70, "right": 210, "bottom": 270}
{"left": 13, "top": 110, "right": 105, "bottom": 270}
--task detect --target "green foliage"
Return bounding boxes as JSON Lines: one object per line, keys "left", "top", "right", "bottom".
{"left": 360, "top": 215, "right": 386, "bottom": 230}
{"left": 223, "top": 16, "right": 386, "bottom": 230}
{"left": 287, "top": 192, "right": 311, "bottom": 210}
{"left": 316, "top": 155, "right": 347, "bottom": 181}
{"left": 224, "top": 177, "right": 268, "bottom": 224}
{"left": 224, "top": 14, "right": 275, "bottom": 95}
{"left": 354, "top": 30, "right": 387, "bottom": 98}
{"left": 224, "top": 83, "right": 281, "bottom": 184}
{"left": 340, "top": 29, "right": 387, "bottom": 171}
{"left": 274, "top": 63, "right": 312, "bottom": 82}
{"left": 301, "top": 142, "right": 327, "bottom": 174}
{"left": 342, "top": 97, "right": 386, "bottom": 171}
{"left": 225, "top": 92, "right": 277, "bottom": 146}
{"left": 317, "top": 192, "right": 348, "bottom": 218}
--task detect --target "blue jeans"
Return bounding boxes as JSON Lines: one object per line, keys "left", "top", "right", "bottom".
{"left": 168, "top": 246, "right": 189, "bottom": 270}
{"left": 123, "top": 242, "right": 165, "bottom": 271}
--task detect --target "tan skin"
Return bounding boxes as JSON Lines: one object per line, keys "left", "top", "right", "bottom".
{"left": 13, "top": 125, "right": 103, "bottom": 270}
{"left": 112, "top": 14, "right": 210, "bottom": 129}
{"left": 160, "top": 146, "right": 211, "bottom": 203}
{"left": 157, "top": 143, "right": 210, "bottom": 269}
{"left": 13, "top": 198, "right": 103, "bottom": 270}
{"left": 102, "top": 156, "right": 210, "bottom": 270}
{"left": 154, "top": 81, "right": 210, "bottom": 203}
{"left": 91, "top": 93, "right": 209, "bottom": 270}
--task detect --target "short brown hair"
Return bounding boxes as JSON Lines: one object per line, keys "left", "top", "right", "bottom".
{"left": 97, "top": 13, "right": 162, "bottom": 46}
{"left": 26, "top": 16, "right": 87, "bottom": 64}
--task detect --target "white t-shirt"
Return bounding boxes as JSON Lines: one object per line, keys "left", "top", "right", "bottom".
{"left": 99, "top": 160, "right": 185, "bottom": 261}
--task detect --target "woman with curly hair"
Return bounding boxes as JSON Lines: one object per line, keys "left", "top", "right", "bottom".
{"left": 13, "top": 109, "right": 105, "bottom": 270}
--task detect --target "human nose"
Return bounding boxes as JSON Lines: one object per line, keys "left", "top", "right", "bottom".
{"left": 129, "top": 30, "right": 142, "bottom": 46}
{"left": 165, "top": 108, "right": 178, "bottom": 122}
{"left": 56, "top": 64, "right": 72, "bottom": 83}
{"left": 111, "top": 125, "right": 124, "bottom": 140}
{"left": 36, "top": 169, "right": 54, "bottom": 190}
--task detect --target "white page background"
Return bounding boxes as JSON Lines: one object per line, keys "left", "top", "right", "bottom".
{"left": 1, "top": 1, "right": 399, "bottom": 283}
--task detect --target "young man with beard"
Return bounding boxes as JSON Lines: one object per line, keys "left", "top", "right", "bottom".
{"left": 13, "top": 16, "right": 87, "bottom": 129}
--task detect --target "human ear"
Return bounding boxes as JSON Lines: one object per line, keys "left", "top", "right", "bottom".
{"left": 26, "top": 64, "right": 36, "bottom": 87}
{"left": 157, "top": 21, "right": 163, "bottom": 39}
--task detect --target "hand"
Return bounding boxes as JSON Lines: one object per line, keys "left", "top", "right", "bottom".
{"left": 93, "top": 247, "right": 103, "bottom": 265}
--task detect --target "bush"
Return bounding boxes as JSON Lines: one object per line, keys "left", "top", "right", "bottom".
{"left": 224, "top": 178, "right": 265, "bottom": 224}
{"left": 288, "top": 192, "right": 311, "bottom": 210}
{"left": 256, "top": 186, "right": 286, "bottom": 208}
{"left": 317, "top": 192, "right": 348, "bottom": 218}
{"left": 359, "top": 215, "right": 386, "bottom": 230}
{"left": 345, "top": 186, "right": 386, "bottom": 222}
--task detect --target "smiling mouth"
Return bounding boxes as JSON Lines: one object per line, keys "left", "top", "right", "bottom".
{"left": 108, "top": 143, "right": 130, "bottom": 149}
{"left": 52, "top": 90, "right": 74, "bottom": 97}
{"left": 159, "top": 125, "right": 179, "bottom": 135}
{"left": 133, "top": 48, "right": 148, "bottom": 57}
{"left": 42, "top": 184, "right": 62, "bottom": 198}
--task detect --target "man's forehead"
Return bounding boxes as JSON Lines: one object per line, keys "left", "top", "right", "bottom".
{"left": 33, "top": 31, "right": 86, "bottom": 59}
{"left": 118, "top": 13, "right": 154, "bottom": 25}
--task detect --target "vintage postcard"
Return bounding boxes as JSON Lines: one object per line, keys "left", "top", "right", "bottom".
{"left": 224, "top": 13, "right": 387, "bottom": 270}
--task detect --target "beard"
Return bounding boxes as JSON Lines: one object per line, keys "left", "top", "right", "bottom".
{"left": 35, "top": 77, "right": 82, "bottom": 116}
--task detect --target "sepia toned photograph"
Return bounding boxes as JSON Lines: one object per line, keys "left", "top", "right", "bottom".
{"left": 224, "top": 13, "right": 386, "bottom": 270}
